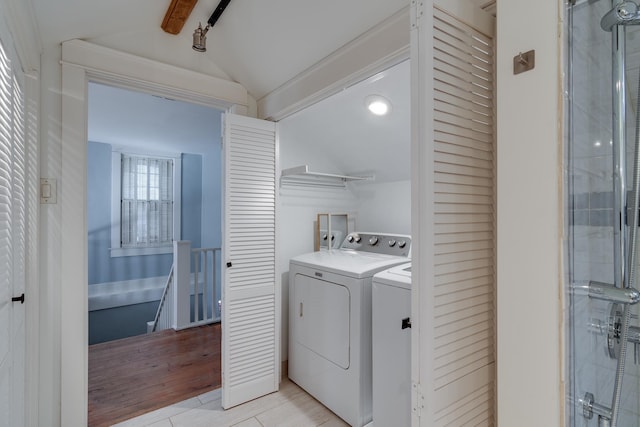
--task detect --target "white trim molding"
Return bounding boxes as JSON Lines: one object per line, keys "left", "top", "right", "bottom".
{"left": 61, "top": 39, "right": 248, "bottom": 110}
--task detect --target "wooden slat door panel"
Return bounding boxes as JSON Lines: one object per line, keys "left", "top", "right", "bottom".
{"left": 222, "top": 113, "right": 278, "bottom": 409}
{"left": 413, "top": 1, "right": 495, "bottom": 425}
{"left": 432, "top": 3, "right": 495, "bottom": 425}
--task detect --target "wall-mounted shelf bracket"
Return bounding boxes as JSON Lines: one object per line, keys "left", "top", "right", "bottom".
{"left": 280, "top": 165, "right": 373, "bottom": 189}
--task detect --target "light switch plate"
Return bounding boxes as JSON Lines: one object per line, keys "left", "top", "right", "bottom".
{"left": 40, "top": 178, "right": 57, "bottom": 204}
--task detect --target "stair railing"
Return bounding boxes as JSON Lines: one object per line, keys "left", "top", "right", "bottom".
{"left": 149, "top": 241, "right": 221, "bottom": 333}
{"left": 192, "top": 246, "right": 221, "bottom": 325}
{"left": 149, "top": 264, "right": 175, "bottom": 333}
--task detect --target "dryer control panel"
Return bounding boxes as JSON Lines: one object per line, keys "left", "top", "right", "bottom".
{"left": 341, "top": 232, "right": 411, "bottom": 258}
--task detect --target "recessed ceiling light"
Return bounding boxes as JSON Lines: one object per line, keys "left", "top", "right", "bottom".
{"left": 365, "top": 95, "right": 392, "bottom": 116}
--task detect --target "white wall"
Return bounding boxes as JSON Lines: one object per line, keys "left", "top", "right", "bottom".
{"left": 39, "top": 45, "right": 63, "bottom": 426}
{"left": 354, "top": 180, "right": 411, "bottom": 235}
{"left": 497, "top": 0, "right": 563, "bottom": 425}
{"left": 277, "top": 105, "right": 411, "bottom": 363}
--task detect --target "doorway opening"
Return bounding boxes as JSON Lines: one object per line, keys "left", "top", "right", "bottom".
{"left": 86, "top": 82, "right": 224, "bottom": 425}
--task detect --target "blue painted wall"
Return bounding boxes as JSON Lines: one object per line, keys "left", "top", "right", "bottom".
{"left": 89, "top": 301, "right": 158, "bottom": 344}
{"left": 181, "top": 153, "right": 203, "bottom": 250}
{"left": 202, "top": 150, "right": 222, "bottom": 249}
{"left": 201, "top": 150, "right": 222, "bottom": 317}
{"left": 87, "top": 141, "right": 203, "bottom": 285}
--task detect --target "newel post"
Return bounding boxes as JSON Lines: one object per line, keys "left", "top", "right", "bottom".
{"left": 173, "top": 240, "right": 191, "bottom": 329}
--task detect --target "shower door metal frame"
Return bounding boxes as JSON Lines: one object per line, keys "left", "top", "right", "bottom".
{"left": 579, "top": 1, "right": 640, "bottom": 426}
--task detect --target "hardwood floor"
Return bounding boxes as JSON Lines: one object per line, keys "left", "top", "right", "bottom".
{"left": 88, "top": 323, "right": 221, "bottom": 427}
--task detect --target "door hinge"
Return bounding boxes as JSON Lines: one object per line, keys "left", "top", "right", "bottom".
{"left": 411, "top": 0, "right": 425, "bottom": 30}
{"left": 412, "top": 381, "right": 424, "bottom": 419}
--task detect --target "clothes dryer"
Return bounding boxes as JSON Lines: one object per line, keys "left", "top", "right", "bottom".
{"left": 288, "top": 232, "right": 411, "bottom": 427}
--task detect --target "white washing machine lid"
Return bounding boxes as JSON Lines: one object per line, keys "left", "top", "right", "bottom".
{"left": 290, "top": 249, "right": 410, "bottom": 279}
{"left": 372, "top": 262, "right": 412, "bottom": 289}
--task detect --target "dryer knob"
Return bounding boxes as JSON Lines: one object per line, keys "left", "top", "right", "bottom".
{"left": 354, "top": 235, "right": 362, "bottom": 243}
{"left": 398, "top": 240, "right": 407, "bottom": 249}
{"left": 322, "top": 234, "right": 328, "bottom": 241}
{"left": 369, "top": 236, "right": 379, "bottom": 246}
{"left": 347, "top": 235, "right": 355, "bottom": 243}
{"left": 388, "top": 239, "right": 396, "bottom": 247}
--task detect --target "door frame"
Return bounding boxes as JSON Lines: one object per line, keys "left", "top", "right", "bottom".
{"left": 59, "top": 39, "right": 248, "bottom": 426}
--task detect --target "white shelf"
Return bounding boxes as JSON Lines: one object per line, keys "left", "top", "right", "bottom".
{"left": 280, "top": 165, "right": 372, "bottom": 188}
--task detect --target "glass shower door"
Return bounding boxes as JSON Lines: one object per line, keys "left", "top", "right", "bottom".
{"left": 568, "top": 1, "right": 640, "bottom": 425}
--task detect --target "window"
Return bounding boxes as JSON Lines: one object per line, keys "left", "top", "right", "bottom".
{"left": 121, "top": 154, "right": 173, "bottom": 247}
{"left": 111, "top": 150, "right": 181, "bottom": 257}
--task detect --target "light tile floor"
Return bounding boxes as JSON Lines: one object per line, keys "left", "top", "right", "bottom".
{"left": 112, "top": 379, "right": 349, "bottom": 427}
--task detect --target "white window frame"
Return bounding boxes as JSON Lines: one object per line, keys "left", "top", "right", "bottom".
{"left": 110, "top": 147, "right": 181, "bottom": 257}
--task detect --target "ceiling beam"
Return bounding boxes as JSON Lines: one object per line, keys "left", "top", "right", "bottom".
{"left": 161, "top": 0, "right": 198, "bottom": 35}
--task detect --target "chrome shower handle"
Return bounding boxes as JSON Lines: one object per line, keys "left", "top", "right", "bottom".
{"left": 601, "top": 1, "right": 640, "bottom": 31}
{"left": 585, "top": 281, "right": 640, "bottom": 305}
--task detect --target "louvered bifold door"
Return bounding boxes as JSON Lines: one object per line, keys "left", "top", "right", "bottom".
{"left": 222, "top": 113, "right": 278, "bottom": 409}
{"left": 0, "top": 35, "right": 28, "bottom": 427}
{"left": 425, "top": 1, "right": 496, "bottom": 426}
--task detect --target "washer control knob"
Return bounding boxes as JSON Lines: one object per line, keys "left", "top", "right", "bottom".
{"left": 347, "top": 235, "right": 355, "bottom": 243}
{"left": 388, "top": 239, "right": 396, "bottom": 247}
{"left": 369, "top": 236, "right": 379, "bottom": 246}
{"left": 322, "top": 234, "right": 328, "bottom": 241}
{"left": 354, "top": 234, "right": 362, "bottom": 243}
{"left": 398, "top": 240, "right": 407, "bottom": 249}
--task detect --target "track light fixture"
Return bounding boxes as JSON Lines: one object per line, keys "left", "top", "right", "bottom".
{"left": 192, "top": 0, "right": 232, "bottom": 52}
{"left": 192, "top": 22, "right": 208, "bottom": 52}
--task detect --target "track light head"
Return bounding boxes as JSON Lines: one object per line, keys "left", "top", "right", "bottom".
{"left": 192, "top": 22, "right": 209, "bottom": 52}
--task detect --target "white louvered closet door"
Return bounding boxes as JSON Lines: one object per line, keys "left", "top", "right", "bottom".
{"left": 0, "top": 35, "right": 29, "bottom": 427}
{"left": 222, "top": 113, "right": 278, "bottom": 409}
{"left": 412, "top": 1, "right": 495, "bottom": 426}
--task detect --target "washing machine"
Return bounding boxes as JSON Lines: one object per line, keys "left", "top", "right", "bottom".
{"left": 372, "top": 262, "right": 412, "bottom": 427}
{"left": 288, "top": 232, "right": 411, "bottom": 427}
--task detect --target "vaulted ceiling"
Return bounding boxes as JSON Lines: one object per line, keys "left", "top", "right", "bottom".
{"left": 30, "top": 0, "right": 405, "bottom": 100}
{"left": 29, "top": 0, "right": 495, "bottom": 101}
{"left": 30, "top": 0, "right": 494, "bottom": 184}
